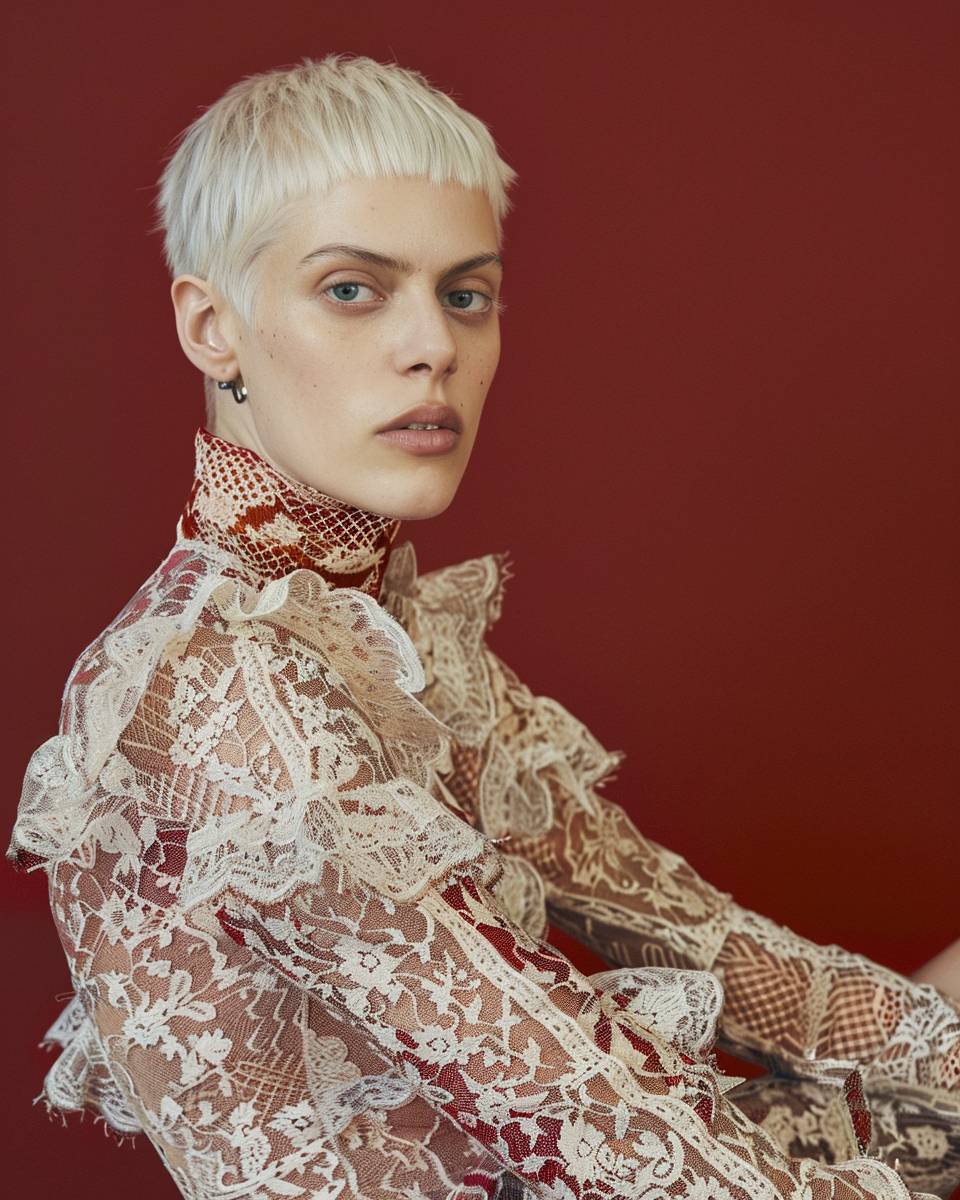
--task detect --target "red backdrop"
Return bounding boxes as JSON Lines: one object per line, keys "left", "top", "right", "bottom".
{"left": 2, "top": 2, "right": 957, "bottom": 1195}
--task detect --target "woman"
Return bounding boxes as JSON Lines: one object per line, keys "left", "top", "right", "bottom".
{"left": 8, "top": 54, "right": 959, "bottom": 1200}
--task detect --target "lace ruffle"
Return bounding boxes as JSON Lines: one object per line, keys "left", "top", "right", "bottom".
{"left": 9, "top": 543, "right": 497, "bottom": 912}
{"left": 13, "top": 428, "right": 946, "bottom": 1198}
{"left": 379, "top": 542, "right": 627, "bottom": 939}
{"left": 380, "top": 540, "right": 511, "bottom": 748}
{"left": 40, "top": 995, "right": 142, "bottom": 1135}
{"left": 589, "top": 965, "right": 726, "bottom": 1065}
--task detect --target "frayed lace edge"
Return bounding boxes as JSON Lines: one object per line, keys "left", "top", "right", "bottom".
{"left": 31, "top": 1092, "right": 141, "bottom": 1146}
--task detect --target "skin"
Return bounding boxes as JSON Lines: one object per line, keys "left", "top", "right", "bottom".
{"left": 913, "top": 937, "right": 960, "bottom": 1001}
{"left": 171, "top": 175, "right": 504, "bottom": 521}
{"left": 170, "top": 172, "right": 960, "bottom": 1006}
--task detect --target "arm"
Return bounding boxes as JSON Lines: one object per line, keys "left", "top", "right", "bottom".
{"left": 914, "top": 941, "right": 960, "bottom": 1002}
{"left": 731, "top": 1075, "right": 960, "bottom": 1200}
{"left": 479, "top": 647, "right": 960, "bottom": 1108}
{"left": 143, "top": 594, "right": 931, "bottom": 1200}
{"left": 78, "top": 562, "right": 932, "bottom": 1200}
{"left": 217, "top": 846, "right": 923, "bottom": 1200}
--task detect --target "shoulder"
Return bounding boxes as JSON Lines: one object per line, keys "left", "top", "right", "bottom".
{"left": 59, "top": 540, "right": 434, "bottom": 785}
{"left": 380, "top": 539, "right": 514, "bottom": 665}
{"left": 381, "top": 540, "right": 513, "bottom": 633}
{"left": 56, "top": 543, "right": 235, "bottom": 774}
{"left": 379, "top": 540, "right": 516, "bottom": 741}
{"left": 14, "top": 540, "right": 457, "bottom": 869}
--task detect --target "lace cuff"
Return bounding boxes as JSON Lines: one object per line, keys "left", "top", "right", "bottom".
{"left": 713, "top": 907, "right": 960, "bottom": 1100}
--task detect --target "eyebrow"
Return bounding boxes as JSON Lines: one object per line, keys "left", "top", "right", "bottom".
{"left": 297, "top": 243, "right": 503, "bottom": 278}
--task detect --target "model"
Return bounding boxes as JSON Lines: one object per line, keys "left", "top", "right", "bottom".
{"left": 8, "top": 54, "right": 959, "bottom": 1200}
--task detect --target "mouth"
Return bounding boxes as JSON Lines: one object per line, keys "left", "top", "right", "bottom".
{"left": 376, "top": 403, "right": 463, "bottom": 435}
{"left": 376, "top": 425, "right": 460, "bottom": 456}
{"left": 375, "top": 402, "right": 464, "bottom": 457}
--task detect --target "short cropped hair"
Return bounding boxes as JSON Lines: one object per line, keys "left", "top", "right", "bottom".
{"left": 154, "top": 53, "right": 518, "bottom": 416}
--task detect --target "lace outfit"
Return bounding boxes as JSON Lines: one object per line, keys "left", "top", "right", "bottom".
{"left": 9, "top": 426, "right": 959, "bottom": 1200}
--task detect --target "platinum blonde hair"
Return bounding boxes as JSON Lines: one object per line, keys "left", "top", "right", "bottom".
{"left": 153, "top": 54, "right": 518, "bottom": 418}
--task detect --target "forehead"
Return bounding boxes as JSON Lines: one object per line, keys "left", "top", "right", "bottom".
{"left": 274, "top": 176, "right": 499, "bottom": 262}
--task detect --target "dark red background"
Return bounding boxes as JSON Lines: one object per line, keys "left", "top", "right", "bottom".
{"left": 2, "top": 3, "right": 957, "bottom": 1196}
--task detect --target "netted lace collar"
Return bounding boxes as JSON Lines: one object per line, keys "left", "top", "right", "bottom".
{"left": 176, "top": 426, "right": 402, "bottom": 597}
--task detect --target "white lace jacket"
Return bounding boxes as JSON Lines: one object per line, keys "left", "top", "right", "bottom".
{"left": 8, "top": 427, "right": 958, "bottom": 1200}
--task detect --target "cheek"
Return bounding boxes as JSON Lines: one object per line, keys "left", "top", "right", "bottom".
{"left": 278, "top": 308, "right": 374, "bottom": 377}
{"left": 472, "top": 337, "right": 501, "bottom": 389}
{"left": 260, "top": 323, "right": 331, "bottom": 384}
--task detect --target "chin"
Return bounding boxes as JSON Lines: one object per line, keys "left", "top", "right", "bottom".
{"left": 387, "top": 493, "right": 456, "bottom": 522}
{"left": 377, "top": 477, "right": 459, "bottom": 522}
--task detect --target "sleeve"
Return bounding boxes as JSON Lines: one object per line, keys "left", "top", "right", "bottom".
{"left": 131, "top": 578, "right": 933, "bottom": 1200}
{"left": 476, "top": 646, "right": 960, "bottom": 1182}
{"left": 730, "top": 1074, "right": 960, "bottom": 1200}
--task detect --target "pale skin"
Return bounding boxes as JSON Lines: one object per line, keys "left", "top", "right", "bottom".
{"left": 169, "top": 171, "right": 959, "bottom": 1003}
{"left": 171, "top": 174, "right": 503, "bottom": 522}
{"left": 913, "top": 938, "right": 960, "bottom": 999}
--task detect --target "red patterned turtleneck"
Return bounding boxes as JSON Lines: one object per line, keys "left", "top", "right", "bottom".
{"left": 176, "top": 426, "right": 402, "bottom": 598}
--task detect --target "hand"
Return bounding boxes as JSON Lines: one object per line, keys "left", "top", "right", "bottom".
{"left": 913, "top": 939, "right": 960, "bottom": 1003}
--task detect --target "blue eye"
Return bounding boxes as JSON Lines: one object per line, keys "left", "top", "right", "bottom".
{"left": 326, "top": 282, "right": 378, "bottom": 303}
{"left": 444, "top": 289, "right": 490, "bottom": 312}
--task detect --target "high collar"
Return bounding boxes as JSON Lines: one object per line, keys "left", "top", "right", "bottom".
{"left": 176, "top": 426, "right": 402, "bottom": 597}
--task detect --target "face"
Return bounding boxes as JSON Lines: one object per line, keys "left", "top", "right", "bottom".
{"left": 174, "top": 176, "right": 504, "bottom": 521}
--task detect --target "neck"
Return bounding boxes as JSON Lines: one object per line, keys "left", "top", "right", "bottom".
{"left": 176, "top": 426, "right": 402, "bottom": 598}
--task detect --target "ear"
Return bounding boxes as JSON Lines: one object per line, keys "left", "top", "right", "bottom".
{"left": 170, "top": 274, "right": 242, "bottom": 383}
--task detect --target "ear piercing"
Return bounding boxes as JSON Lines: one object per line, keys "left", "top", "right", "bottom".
{"left": 217, "top": 378, "right": 248, "bottom": 404}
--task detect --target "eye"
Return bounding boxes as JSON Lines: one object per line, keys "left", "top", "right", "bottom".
{"left": 443, "top": 289, "right": 493, "bottom": 313}
{"left": 323, "top": 281, "right": 380, "bottom": 304}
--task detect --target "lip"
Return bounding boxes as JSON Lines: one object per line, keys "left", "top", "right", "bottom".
{"left": 376, "top": 403, "right": 463, "bottom": 434}
{"left": 376, "top": 427, "right": 460, "bottom": 455}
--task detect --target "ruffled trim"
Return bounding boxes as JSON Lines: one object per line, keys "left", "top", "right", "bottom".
{"left": 380, "top": 541, "right": 514, "bottom": 748}
{"left": 9, "top": 540, "right": 499, "bottom": 910}
{"left": 381, "top": 539, "right": 626, "bottom": 842}
{"left": 379, "top": 538, "right": 629, "bottom": 943}
{"left": 8, "top": 544, "right": 253, "bottom": 872}
{"left": 64, "top": 545, "right": 232, "bottom": 782}
{"left": 39, "top": 996, "right": 143, "bottom": 1135}
{"left": 588, "top": 965, "right": 727, "bottom": 1066}
{"left": 185, "top": 566, "right": 497, "bottom": 907}
{"left": 209, "top": 564, "right": 425, "bottom": 692}
{"left": 487, "top": 855, "right": 548, "bottom": 940}
{"left": 382, "top": 539, "right": 514, "bottom": 634}
{"left": 180, "top": 771, "right": 496, "bottom": 911}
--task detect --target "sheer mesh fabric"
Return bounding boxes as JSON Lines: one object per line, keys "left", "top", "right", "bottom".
{"left": 178, "top": 425, "right": 401, "bottom": 597}
{"left": 8, "top": 426, "right": 957, "bottom": 1199}
{"left": 732, "top": 1076, "right": 960, "bottom": 1199}
{"left": 468, "top": 651, "right": 960, "bottom": 1195}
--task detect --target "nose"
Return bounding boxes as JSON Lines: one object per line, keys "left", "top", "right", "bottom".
{"left": 396, "top": 291, "right": 458, "bottom": 381}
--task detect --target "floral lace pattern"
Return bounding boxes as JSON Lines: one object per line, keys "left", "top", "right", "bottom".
{"left": 732, "top": 1075, "right": 960, "bottom": 1200}
{"left": 8, "top": 426, "right": 954, "bottom": 1199}
{"left": 383, "top": 546, "right": 960, "bottom": 1196}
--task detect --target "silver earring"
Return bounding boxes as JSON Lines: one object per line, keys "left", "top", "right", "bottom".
{"left": 217, "top": 378, "right": 248, "bottom": 404}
